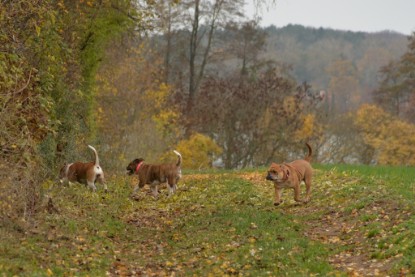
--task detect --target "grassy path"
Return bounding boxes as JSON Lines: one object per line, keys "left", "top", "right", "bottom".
{"left": 1, "top": 166, "right": 414, "bottom": 276}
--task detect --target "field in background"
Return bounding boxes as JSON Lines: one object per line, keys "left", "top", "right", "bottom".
{"left": 1, "top": 165, "right": 414, "bottom": 276}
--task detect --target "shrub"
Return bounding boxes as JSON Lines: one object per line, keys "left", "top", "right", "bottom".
{"left": 171, "top": 133, "right": 222, "bottom": 170}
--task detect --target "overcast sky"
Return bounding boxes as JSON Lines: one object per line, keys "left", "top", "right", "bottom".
{"left": 246, "top": 0, "right": 415, "bottom": 35}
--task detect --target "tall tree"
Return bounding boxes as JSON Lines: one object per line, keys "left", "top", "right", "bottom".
{"left": 326, "top": 58, "right": 361, "bottom": 114}
{"left": 189, "top": 68, "right": 321, "bottom": 168}
{"left": 152, "top": 0, "right": 276, "bottom": 120}
{"left": 153, "top": 0, "right": 184, "bottom": 83}
{"left": 95, "top": 38, "right": 181, "bottom": 170}
{"left": 222, "top": 20, "right": 267, "bottom": 76}
{"left": 373, "top": 32, "right": 415, "bottom": 121}
{"left": 185, "top": 0, "right": 244, "bottom": 112}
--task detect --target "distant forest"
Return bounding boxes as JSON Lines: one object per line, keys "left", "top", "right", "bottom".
{"left": 185, "top": 24, "right": 407, "bottom": 112}
{"left": 263, "top": 24, "right": 407, "bottom": 104}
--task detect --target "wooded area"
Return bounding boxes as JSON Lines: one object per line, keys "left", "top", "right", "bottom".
{"left": 1, "top": 1, "right": 415, "bottom": 218}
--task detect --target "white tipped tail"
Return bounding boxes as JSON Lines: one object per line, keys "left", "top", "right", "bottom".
{"left": 173, "top": 150, "right": 182, "bottom": 166}
{"left": 88, "top": 145, "right": 100, "bottom": 166}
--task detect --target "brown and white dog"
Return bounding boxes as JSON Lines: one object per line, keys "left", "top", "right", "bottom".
{"left": 126, "top": 150, "right": 182, "bottom": 198}
{"left": 59, "top": 145, "right": 107, "bottom": 192}
{"left": 266, "top": 143, "right": 313, "bottom": 206}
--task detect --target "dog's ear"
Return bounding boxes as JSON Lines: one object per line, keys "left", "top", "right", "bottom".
{"left": 134, "top": 158, "right": 144, "bottom": 163}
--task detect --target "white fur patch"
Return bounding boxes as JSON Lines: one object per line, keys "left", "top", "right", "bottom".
{"left": 94, "top": 165, "right": 103, "bottom": 175}
{"left": 65, "top": 163, "right": 73, "bottom": 176}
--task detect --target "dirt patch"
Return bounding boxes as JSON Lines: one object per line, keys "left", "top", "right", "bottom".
{"left": 305, "top": 200, "right": 407, "bottom": 276}
{"left": 238, "top": 171, "right": 410, "bottom": 276}
{"left": 125, "top": 208, "right": 171, "bottom": 228}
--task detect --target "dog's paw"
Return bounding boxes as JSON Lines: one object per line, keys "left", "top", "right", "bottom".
{"left": 274, "top": 200, "right": 284, "bottom": 206}
{"left": 131, "top": 194, "right": 141, "bottom": 201}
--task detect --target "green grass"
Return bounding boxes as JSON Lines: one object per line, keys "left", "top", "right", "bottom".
{"left": 316, "top": 163, "right": 415, "bottom": 199}
{"left": 1, "top": 164, "right": 415, "bottom": 276}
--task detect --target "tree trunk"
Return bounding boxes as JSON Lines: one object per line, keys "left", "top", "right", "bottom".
{"left": 187, "top": 0, "right": 200, "bottom": 113}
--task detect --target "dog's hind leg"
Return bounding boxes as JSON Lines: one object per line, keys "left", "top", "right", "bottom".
{"left": 293, "top": 184, "right": 304, "bottom": 203}
{"left": 87, "top": 181, "right": 97, "bottom": 192}
{"left": 167, "top": 183, "right": 173, "bottom": 197}
{"left": 167, "top": 183, "right": 177, "bottom": 197}
{"left": 304, "top": 176, "right": 312, "bottom": 203}
{"left": 97, "top": 175, "right": 107, "bottom": 192}
{"left": 167, "top": 177, "right": 177, "bottom": 197}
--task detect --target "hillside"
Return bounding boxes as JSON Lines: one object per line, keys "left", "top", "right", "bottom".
{"left": 263, "top": 24, "right": 408, "bottom": 100}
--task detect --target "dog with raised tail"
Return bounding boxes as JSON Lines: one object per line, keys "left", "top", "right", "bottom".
{"left": 266, "top": 143, "right": 313, "bottom": 206}
{"left": 59, "top": 145, "right": 107, "bottom": 192}
{"left": 126, "top": 150, "right": 182, "bottom": 198}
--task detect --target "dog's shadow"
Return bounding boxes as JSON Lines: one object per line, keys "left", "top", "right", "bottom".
{"left": 130, "top": 187, "right": 171, "bottom": 201}
{"left": 275, "top": 201, "right": 309, "bottom": 208}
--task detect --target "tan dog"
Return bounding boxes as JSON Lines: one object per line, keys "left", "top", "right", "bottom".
{"left": 126, "top": 150, "right": 182, "bottom": 198}
{"left": 59, "top": 145, "right": 107, "bottom": 192}
{"left": 266, "top": 143, "right": 313, "bottom": 206}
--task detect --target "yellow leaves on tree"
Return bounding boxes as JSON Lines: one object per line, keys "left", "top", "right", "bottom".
{"left": 355, "top": 104, "right": 415, "bottom": 165}
{"left": 143, "top": 83, "right": 180, "bottom": 136}
{"left": 172, "top": 133, "right": 222, "bottom": 169}
{"left": 283, "top": 96, "right": 302, "bottom": 117}
{"left": 294, "top": 114, "right": 323, "bottom": 142}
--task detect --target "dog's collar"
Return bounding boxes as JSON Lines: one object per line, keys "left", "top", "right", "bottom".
{"left": 135, "top": 162, "right": 143, "bottom": 173}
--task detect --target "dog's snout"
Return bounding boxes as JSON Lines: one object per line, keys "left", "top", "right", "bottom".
{"left": 266, "top": 173, "right": 273, "bottom": 181}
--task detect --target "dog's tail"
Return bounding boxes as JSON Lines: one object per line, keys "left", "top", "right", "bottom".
{"left": 304, "top": 143, "right": 312, "bottom": 162}
{"left": 173, "top": 150, "right": 182, "bottom": 166}
{"left": 88, "top": 145, "right": 100, "bottom": 166}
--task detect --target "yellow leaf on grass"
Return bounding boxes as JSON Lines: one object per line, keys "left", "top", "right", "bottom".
{"left": 328, "top": 236, "right": 341, "bottom": 243}
{"left": 248, "top": 237, "right": 257, "bottom": 244}
{"left": 250, "top": 223, "right": 258, "bottom": 229}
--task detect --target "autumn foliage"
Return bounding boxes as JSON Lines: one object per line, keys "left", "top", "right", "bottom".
{"left": 173, "top": 133, "right": 222, "bottom": 169}
{"left": 355, "top": 104, "right": 415, "bottom": 165}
